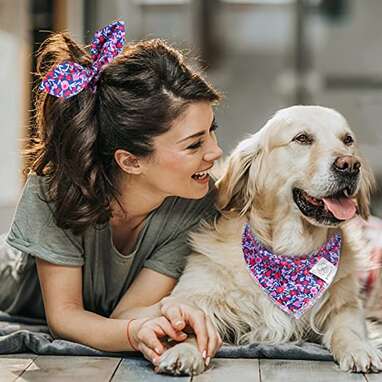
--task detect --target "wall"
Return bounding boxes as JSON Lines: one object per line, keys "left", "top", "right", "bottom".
{"left": 0, "top": 0, "right": 29, "bottom": 232}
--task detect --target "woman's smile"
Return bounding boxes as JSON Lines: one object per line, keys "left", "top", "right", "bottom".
{"left": 191, "top": 165, "right": 214, "bottom": 184}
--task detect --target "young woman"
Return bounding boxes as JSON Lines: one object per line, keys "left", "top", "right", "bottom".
{"left": 0, "top": 21, "right": 223, "bottom": 367}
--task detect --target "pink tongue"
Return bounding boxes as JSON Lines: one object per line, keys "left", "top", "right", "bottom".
{"left": 322, "top": 197, "right": 357, "bottom": 220}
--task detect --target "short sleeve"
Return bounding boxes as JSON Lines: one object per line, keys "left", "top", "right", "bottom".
{"left": 5, "top": 176, "right": 84, "bottom": 266}
{"left": 143, "top": 232, "right": 191, "bottom": 278}
{"left": 143, "top": 180, "right": 218, "bottom": 279}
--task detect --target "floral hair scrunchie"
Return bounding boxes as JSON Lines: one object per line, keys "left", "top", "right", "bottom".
{"left": 39, "top": 20, "right": 126, "bottom": 99}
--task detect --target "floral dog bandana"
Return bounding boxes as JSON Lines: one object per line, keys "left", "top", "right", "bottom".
{"left": 242, "top": 224, "right": 341, "bottom": 319}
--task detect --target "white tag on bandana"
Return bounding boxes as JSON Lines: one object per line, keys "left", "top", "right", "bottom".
{"left": 309, "top": 257, "right": 337, "bottom": 284}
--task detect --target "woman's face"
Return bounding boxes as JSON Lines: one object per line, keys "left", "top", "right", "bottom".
{"left": 141, "top": 101, "right": 223, "bottom": 200}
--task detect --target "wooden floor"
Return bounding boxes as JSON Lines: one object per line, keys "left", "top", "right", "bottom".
{"left": 1, "top": 355, "right": 382, "bottom": 381}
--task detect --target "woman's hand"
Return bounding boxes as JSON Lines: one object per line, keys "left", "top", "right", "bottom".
{"left": 160, "top": 297, "right": 223, "bottom": 365}
{"left": 129, "top": 316, "right": 188, "bottom": 365}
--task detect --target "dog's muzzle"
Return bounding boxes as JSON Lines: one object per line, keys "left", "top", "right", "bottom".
{"left": 292, "top": 181, "right": 359, "bottom": 226}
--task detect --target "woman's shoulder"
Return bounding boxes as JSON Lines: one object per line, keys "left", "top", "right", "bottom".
{"left": 12, "top": 174, "right": 56, "bottom": 221}
{"left": 21, "top": 173, "right": 50, "bottom": 198}
{"left": 5, "top": 174, "right": 84, "bottom": 266}
{"left": 14, "top": 173, "right": 43, "bottom": 206}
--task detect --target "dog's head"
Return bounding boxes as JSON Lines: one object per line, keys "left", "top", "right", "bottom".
{"left": 217, "top": 105, "right": 375, "bottom": 227}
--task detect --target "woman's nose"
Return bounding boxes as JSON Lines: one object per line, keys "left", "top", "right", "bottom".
{"left": 204, "top": 139, "right": 223, "bottom": 162}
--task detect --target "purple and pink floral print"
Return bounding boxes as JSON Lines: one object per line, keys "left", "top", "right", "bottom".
{"left": 39, "top": 20, "right": 126, "bottom": 99}
{"left": 242, "top": 224, "right": 341, "bottom": 319}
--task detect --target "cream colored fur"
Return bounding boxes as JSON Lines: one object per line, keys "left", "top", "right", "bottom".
{"left": 157, "top": 105, "right": 381, "bottom": 376}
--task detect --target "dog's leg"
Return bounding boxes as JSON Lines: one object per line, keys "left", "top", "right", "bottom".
{"left": 156, "top": 336, "right": 206, "bottom": 376}
{"left": 322, "top": 303, "right": 382, "bottom": 372}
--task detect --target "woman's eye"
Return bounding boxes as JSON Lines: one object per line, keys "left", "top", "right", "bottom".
{"left": 187, "top": 140, "right": 203, "bottom": 150}
{"left": 186, "top": 121, "right": 218, "bottom": 150}
{"left": 343, "top": 134, "right": 354, "bottom": 146}
{"left": 293, "top": 133, "right": 313, "bottom": 145}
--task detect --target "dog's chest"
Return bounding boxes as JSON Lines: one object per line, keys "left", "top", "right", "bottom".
{"left": 228, "top": 266, "right": 311, "bottom": 342}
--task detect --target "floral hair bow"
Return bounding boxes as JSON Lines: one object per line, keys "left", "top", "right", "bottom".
{"left": 39, "top": 20, "right": 126, "bottom": 99}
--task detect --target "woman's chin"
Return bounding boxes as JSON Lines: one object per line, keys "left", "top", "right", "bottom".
{"left": 182, "top": 180, "right": 210, "bottom": 199}
{"left": 162, "top": 177, "right": 210, "bottom": 200}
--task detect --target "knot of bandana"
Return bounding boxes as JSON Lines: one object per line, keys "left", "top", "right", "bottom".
{"left": 242, "top": 224, "right": 341, "bottom": 319}
{"left": 39, "top": 20, "right": 126, "bottom": 99}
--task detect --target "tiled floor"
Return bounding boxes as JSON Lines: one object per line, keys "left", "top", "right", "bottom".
{"left": 0, "top": 354, "right": 377, "bottom": 382}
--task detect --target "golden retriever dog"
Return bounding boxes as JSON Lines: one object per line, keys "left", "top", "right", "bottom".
{"left": 156, "top": 105, "right": 382, "bottom": 376}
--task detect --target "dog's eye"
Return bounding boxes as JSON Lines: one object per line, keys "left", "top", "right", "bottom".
{"left": 343, "top": 134, "right": 354, "bottom": 146}
{"left": 293, "top": 133, "right": 313, "bottom": 145}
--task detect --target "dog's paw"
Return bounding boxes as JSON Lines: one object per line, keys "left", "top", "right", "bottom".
{"left": 155, "top": 342, "right": 206, "bottom": 376}
{"left": 335, "top": 342, "right": 382, "bottom": 373}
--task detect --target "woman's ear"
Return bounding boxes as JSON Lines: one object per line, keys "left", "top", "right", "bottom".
{"left": 114, "top": 149, "right": 143, "bottom": 175}
{"left": 357, "top": 157, "right": 376, "bottom": 220}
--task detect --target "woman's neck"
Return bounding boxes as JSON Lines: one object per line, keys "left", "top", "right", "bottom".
{"left": 109, "top": 175, "right": 168, "bottom": 255}
{"left": 110, "top": 174, "right": 166, "bottom": 227}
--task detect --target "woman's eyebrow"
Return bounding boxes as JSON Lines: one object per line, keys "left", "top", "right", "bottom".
{"left": 177, "top": 130, "right": 205, "bottom": 144}
{"left": 176, "top": 117, "right": 216, "bottom": 144}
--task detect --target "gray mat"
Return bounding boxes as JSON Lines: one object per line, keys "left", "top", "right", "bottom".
{"left": 0, "top": 311, "right": 332, "bottom": 360}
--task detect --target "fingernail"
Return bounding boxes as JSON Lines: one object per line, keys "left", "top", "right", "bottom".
{"left": 175, "top": 320, "right": 183, "bottom": 327}
{"left": 180, "top": 333, "right": 187, "bottom": 338}
{"left": 202, "top": 350, "right": 207, "bottom": 359}
{"left": 205, "top": 357, "right": 211, "bottom": 366}
{"left": 155, "top": 347, "right": 162, "bottom": 354}
{"left": 152, "top": 357, "right": 159, "bottom": 365}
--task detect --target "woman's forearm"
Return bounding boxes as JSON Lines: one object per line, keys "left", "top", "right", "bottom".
{"left": 110, "top": 302, "right": 162, "bottom": 320}
{"left": 49, "top": 306, "right": 139, "bottom": 352}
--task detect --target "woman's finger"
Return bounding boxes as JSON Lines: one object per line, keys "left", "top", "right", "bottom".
{"left": 184, "top": 309, "right": 208, "bottom": 358}
{"left": 138, "top": 317, "right": 187, "bottom": 355}
{"left": 137, "top": 320, "right": 170, "bottom": 355}
{"left": 138, "top": 328, "right": 166, "bottom": 355}
{"left": 154, "top": 316, "right": 188, "bottom": 342}
{"left": 138, "top": 342, "right": 161, "bottom": 366}
{"left": 205, "top": 316, "right": 222, "bottom": 364}
{"left": 161, "top": 304, "right": 185, "bottom": 331}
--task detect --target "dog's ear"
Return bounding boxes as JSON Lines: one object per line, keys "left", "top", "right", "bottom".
{"left": 216, "top": 132, "right": 264, "bottom": 214}
{"left": 357, "top": 158, "right": 376, "bottom": 220}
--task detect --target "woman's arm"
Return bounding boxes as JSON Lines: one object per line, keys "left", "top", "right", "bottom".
{"left": 110, "top": 268, "right": 177, "bottom": 320}
{"left": 36, "top": 257, "right": 135, "bottom": 352}
{"left": 110, "top": 267, "right": 222, "bottom": 362}
{"left": 36, "top": 258, "right": 184, "bottom": 354}
{"left": 37, "top": 258, "right": 221, "bottom": 363}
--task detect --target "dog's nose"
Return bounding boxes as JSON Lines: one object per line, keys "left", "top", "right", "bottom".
{"left": 333, "top": 156, "right": 361, "bottom": 176}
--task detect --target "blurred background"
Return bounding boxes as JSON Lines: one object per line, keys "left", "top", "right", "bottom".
{"left": 1, "top": 0, "right": 382, "bottom": 233}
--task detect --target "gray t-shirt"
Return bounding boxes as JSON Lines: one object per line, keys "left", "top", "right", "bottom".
{"left": 0, "top": 175, "right": 217, "bottom": 319}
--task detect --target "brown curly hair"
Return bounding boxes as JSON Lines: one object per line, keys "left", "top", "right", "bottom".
{"left": 26, "top": 33, "right": 221, "bottom": 235}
